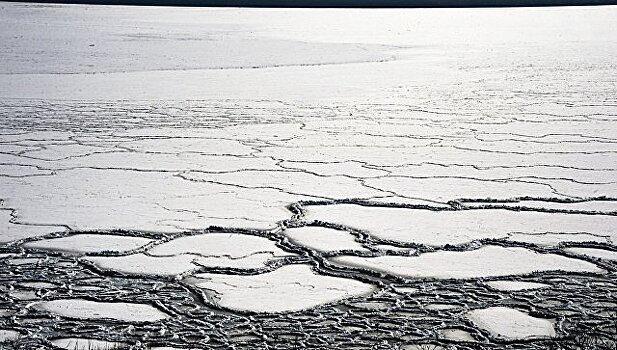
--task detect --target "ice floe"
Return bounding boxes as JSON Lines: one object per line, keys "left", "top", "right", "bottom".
{"left": 23, "top": 234, "right": 153, "bottom": 255}
{"left": 304, "top": 204, "right": 617, "bottom": 247}
{"left": 466, "top": 306, "right": 556, "bottom": 340}
{"left": 564, "top": 247, "right": 617, "bottom": 261}
{"left": 187, "top": 264, "right": 375, "bottom": 313}
{"left": 0, "top": 210, "right": 66, "bottom": 243}
{"left": 33, "top": 299, "right": 169, "bottom": 322}
{"left": 330, "top": 245, "right": 604, "bottom": 279}
{"left": 86, "top": 233, "right": 294, "bottom": 275}
{"left": 485, "top": 280, "right": 550, "bottom": 291}
{"left": 281, "top": 226, "right": 368, "bottom": 253}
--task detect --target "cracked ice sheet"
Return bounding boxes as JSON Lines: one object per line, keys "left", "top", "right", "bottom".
{"left": 0, "top": 210, "right": 66, "bottom": 243}
{"left": 506, "top": 232, "right": 612, "bottom": 246}
{"left": 259, "top": 144, "right": 617, "bottom": 171}
{"left": 329, "top": 245, "right": 603, "bottom": 279}
{"left": 303, "top": 204, "right": 617, "bottom": 247}
{"left": 186, "top": 264, "right": 375, "bottom": 313}
{"left": 22, "top": 234, "right": 153, "bottom": 255}
{"left": 462, "top": 199, "right": 617, "bottom": 213}
{"left": 181, "top": 170, "right": 383, "bottom": 200}
{"left": 0, "top": 164, "right": 53, "bottom": 177}
{"left": 385, "top": 164, "right": 617, "bottom": 190}
{"left": 86, "top": 233, "right": 294, "bottom": 275}
{"left": 1, "top": 168, "right": 305, "bottom": 231}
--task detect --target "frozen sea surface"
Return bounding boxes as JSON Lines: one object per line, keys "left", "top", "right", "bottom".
{"left": 0, "top": 2, "right": 616, "bottom": 349}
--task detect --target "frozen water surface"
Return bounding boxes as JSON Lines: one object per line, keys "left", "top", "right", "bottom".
{"left": 85, "top": 253, "right": 201, "bottom": 276}
{"left": 485, "top": 280, "right": 550, "bottom": 291}
{"left": 281, "top": 226, "right": 368, "bottom": 253}
{"left": 33, "top": 299, "right": 170, "bottom": 322}
{"left": 0, "top": 330, "right": 20, "bottom": 342}
{"left": 304, "top": 204, "right": 617, "bottom": 247}
{"left": 86, "top": 232, "right": 295, "bottom": 275}
{"left": 466, "top": 307, "right": 556, "bottom": 341}
{"left": 0, "top": 210, "right": 67, "bottom": 243}
{"left": 23, "top": 234, "right": 153, "bottom": 255}
{"left": 50, "top": 338, "right": 128, "bottom": 350}
{"left": 0, "top": 2, "right": 616, "bottom": 349}
{"left": 187, "top": 264, "right": 375, "bottom": 313}
{"left": 330, "top": 245, "right": 604, "bottom": 279}
{"left": 564, "top": 247, "right": 617, "bottom": 261}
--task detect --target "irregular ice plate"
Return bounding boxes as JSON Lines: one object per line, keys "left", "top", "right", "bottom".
{"left": 85, "top": 253, "right": 200, "bottom": 276}
{"left": 187, "top": 264, "right": 375, "bottom": 313}
{"left": 33, "top": 299, "right": 169, "bottom": 322}
{"left": 564, "top": 247, "right": 617, "bottom": 261}
{"left": 0, "top": 210, "right": 66, "bottom": 243}
{"left": 86, "top": 233, "right": 294, "bottom": 275}
{"left": 148, "top": 233, "right": 294, "bottom": 264}
{"left": 485, "top": 280, "right": 550, "bottom": 291}
{"left": 330, "top": 245, "right": 604, "bottom": 279}
{"left": 305, "top": 204, "right": 617, "bottom": 247}
{"left": 466, "top": 307, "right": 556, "bottom": 340}
{"left": 281, "top": 226, "right": 368, "bottom": 253}
{"left": 23, "top": 234, "right": 153, "bottom": 255}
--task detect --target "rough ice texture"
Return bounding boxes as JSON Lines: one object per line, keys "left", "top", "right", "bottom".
{"left": 466, "top": 307, "right": 556, "bottom": 341}
{"left": 0, "top": 329, "right": 20, "bottom": 342}
{"left": 330, "top": 246, "right": 604, "bottom": 279}
{"left": 187, "top": 264, "right": 375, "bottom": 313}
{"left": 23, "top": 234, "right": 153, "bottom": 255}
{"left": 33, "top": 299, "right": 169, "bottom": 322}
{"left": 50, "top": 338, "right": 127, "bottom": 350}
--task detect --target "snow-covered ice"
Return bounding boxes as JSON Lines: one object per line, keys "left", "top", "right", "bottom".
{"left": 0, "top": 2, "right": 615, "bottom": 349}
